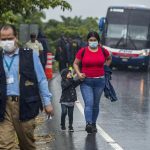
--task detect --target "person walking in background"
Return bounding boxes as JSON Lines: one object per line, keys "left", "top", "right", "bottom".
{"left": 26, "top": 32, "right": 43, "bottom": 57}
{"left": 73, "top": 31, "right": 112, "bottom": 134}
{"left": 37, "top": 31, "right": 50, "bottom": 69}
{"left": 60, "top": 68, "right": 81, "bottom": 132}
{"left": 70, "top": 38, "right": 80, "bottom": 66}
{"left": 0, "top": 24, "right": 54, "bottom": 150}
{"left": 55, "top": 34, "right": 68, "bottom": 72}
{"left": 65, "top": 37, "right": 72, "bottom": 67}
{"left": 70, "top": 36, "right": 87, "bottom": 67}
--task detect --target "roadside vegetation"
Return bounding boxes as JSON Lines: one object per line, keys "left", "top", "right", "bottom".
{"left": 0, "top": 0, "right": 99, "bottom": 53}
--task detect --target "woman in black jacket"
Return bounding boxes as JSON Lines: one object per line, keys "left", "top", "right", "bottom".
{"left": 60, "top": 68, "right": 81, "bottom": 132}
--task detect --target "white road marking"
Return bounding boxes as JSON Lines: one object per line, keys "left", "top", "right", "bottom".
{"left": 75, "top": 100, "right": 124, "bottom": 150}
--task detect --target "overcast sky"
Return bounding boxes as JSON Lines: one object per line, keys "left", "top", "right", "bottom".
{"left": 44, "top": 0, "right": 150, "bottom": 22}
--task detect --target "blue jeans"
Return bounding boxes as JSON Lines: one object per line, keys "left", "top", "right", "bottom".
{"left": 61, "top": 104, "right": 74, "bottom": 127}
{"left": 80, "top": 77, "right": 105, "bottom": 124}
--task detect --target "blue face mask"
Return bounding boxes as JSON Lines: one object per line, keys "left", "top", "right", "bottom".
{"left": 89, "top": 41, "right": 98, "bottom": 48}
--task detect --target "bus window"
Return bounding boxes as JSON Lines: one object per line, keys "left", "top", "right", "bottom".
{"left": 128, "top": 25, "right": 148, "bottom": 40}
{"left": 107, "top": 24, "right": 127, "bottom": 38}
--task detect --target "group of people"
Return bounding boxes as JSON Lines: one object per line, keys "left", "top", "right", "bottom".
{"left": 60, "top": 31, "right": 112, "bottom": 134}
{"left": 0, "top": 24, "right": 112, "bottom": 150}
{"left": 55, "top": 34, "right": 87, "bottom": 71}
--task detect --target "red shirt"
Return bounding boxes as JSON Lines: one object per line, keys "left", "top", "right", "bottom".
{"left": 76, "top": 46, "right": 110, "bottom": 77}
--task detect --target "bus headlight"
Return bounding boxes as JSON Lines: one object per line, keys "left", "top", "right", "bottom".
{"left": 140, "top": 50, "right": 149, "bottom": 56}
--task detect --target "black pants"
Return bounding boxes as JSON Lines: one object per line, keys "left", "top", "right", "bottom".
{"left": 61, "top": 104, "right": 74, "bottom": 127}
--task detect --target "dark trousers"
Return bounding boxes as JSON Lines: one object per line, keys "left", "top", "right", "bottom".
{"left": 61, "top": 104, "right": 74, "bottom": 127}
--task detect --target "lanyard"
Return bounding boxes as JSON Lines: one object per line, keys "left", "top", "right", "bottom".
{"left": 4, "top": 56, "right": 15, "bottom": 72}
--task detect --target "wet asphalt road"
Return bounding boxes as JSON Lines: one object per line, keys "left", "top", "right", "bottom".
{"left": 46, "top": 69, "right": 150, "bottom": 150}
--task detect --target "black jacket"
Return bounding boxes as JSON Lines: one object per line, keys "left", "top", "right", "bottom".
{"left": 104, "top": 65, "right": 118, "bottom": 102}
{"left": 60, "top": 68, "right": 81, "bottom": 103}
{"left": 0, "top": 48, "right": 41, "bottom": 122}
{"left": 55, "top": 37, "right": 68, "bottom": 62}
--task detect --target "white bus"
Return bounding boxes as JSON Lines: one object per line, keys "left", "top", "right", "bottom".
{"left": 99, "top": 6, "right": 150, "bottom": 70}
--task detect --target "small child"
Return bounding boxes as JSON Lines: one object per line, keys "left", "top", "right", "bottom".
{"left": 60, "top": 68, "right": 81, "bottom": 132}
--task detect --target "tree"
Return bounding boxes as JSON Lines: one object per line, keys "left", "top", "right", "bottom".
{"left": 44, "top": 16, "right": 99, "bottom": 41}
{"left": 0, "top": 0, "right": 72, "bottom": 23}
{"left": 43, "top": 16, "right": 99, "bottom": 54}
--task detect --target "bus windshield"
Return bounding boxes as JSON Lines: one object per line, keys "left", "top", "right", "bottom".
{"left": 107, "top": 24, "right": 148, "bottom": 41}
{"left": 107, "top": 24, "right": 127, "bottom": 38}
{"left": 128, "top": 25, "right": 148, "bottom": 40}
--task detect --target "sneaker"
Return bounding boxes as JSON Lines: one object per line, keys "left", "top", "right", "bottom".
{"left": 92, "top": 123, "right": 97, "bottom": 133}
{"left": 85, "top": 123, "right": 93, "bottom": 134}
{"left": 68, "top": 126, "right": 74, "bottom": 132}
{"left": 61, "top": 126, "right": 66, "bottom": 131}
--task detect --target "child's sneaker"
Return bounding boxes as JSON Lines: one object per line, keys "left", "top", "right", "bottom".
{"left": 61, "top": 126, "right": 66, "bottom": 131}
{"left": 68, "top": 126, "right": 74, "bottom": 132}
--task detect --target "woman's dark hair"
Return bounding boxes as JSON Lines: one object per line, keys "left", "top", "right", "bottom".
{"left": 87, "top": 31, "right": 100, "bottom": 42}
{"left": 0, "top": 24, "right": 17, "bottom": 37}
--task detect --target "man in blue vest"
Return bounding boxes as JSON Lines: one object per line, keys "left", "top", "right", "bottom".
{"left": 0, "top": 24, "right": 54, "bottom": 150}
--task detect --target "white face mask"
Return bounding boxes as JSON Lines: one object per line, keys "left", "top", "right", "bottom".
{"left": 0, "top": 40, "right": 16, "bottom": 53}
{"left": 89, "top": 41, "right": 98, "bottom": 49}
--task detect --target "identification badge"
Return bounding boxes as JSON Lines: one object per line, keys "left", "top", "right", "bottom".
{"left": 6, "top": 75, "right": 14, "bottom": 84}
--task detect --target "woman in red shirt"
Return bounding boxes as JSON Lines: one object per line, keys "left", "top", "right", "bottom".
{"left": 73, "top": 31, "right": 112, "bottom": 134}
